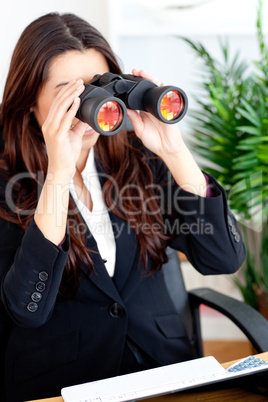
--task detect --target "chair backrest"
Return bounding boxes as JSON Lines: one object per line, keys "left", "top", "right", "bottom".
{"left": 162, "top": 247, "right": 202, "bottom": 358}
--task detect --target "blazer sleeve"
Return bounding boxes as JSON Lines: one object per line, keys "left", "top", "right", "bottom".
{"left": 154, "top": 158, "right": 245, "bottom": 276}
{"left": 0, "top": 218, "right": 70, "bottom": 327}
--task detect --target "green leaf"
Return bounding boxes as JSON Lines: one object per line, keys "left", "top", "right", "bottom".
{"left": 238, "top": 136, "right": 268, "bottom": 145}
{"left": 236, "top": 107, "right": 262, "bottom": 128}
{"left": 236, "top": 126, "right": 262, "bottom": 136}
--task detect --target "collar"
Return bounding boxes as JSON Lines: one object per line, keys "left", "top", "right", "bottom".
{"left": 71, "top": 147, "right": 96, "bottom": 184}
{"left": 81, "top": 147, "right": 96, "bottom": 179}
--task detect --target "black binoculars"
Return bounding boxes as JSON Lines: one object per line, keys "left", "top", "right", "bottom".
{"left": 76, "top": 73, "right": 188, "bottom": 136}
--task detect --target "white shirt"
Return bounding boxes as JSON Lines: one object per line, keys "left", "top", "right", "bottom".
{"left": 69, "top": 148, "right": 116, "bottom": 276}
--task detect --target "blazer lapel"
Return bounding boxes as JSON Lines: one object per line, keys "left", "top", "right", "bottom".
{"left": 75, "top": 158, "right": 138, "bottom": 298}
{"left": 82, "top": 213, "right": 138, "bottom": 298}
{"left": 84, "top": 230, "right": 122, "bottom": 301}
{"left": 109, "top": 211, "right": 138, "bottom": 292}
{"left": 94, "top": 158, "right": 138, "bottom": 292}
{"left": 70, "top": 193, "right": 121, "bottom": 302}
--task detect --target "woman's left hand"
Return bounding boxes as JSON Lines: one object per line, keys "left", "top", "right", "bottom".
{"left": 127, "top": 69, "right": 207, "bottom": 197}
{"left": 126, "top": 69, "right": 185, "bottom": 159}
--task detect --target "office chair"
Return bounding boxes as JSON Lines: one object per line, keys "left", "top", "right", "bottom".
{"left": 163, "top": 247, "right": 268, "bottom": 357}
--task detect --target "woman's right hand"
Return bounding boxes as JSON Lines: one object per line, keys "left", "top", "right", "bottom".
{"left": 35, "top": 80, "right": 88, "bottom": 244}
{"left": 41, "top": 79, "right": 87, "bottom": 180}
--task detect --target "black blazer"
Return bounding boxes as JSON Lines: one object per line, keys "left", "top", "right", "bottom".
{"left": 0, "top": 145, "right": 245, "bottom": 401}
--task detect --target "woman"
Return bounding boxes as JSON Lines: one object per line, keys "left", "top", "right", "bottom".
{"left": 0, "top": 12, "right": 245, "bottom": 402}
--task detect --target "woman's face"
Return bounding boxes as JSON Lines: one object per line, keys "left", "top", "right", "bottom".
{"left": 33, "top": 49, "right": 110, "bottom": 151}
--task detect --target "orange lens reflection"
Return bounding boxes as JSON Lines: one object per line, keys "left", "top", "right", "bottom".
{"left": 97, "top": 101, "right": 123, "bottom": 132}
{"left": 160, "top": 91, "right": 183, "bottom": 121}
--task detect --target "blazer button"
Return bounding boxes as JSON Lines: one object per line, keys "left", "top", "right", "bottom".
{"left": 234, "top": 233, "right": 241, "bottom": 242}
{"left": 227, "top": 216, "right": 233, "bottom": 226}
{"left": 27, "top": 302, "right": 38, "bottom": 312}
{"left": 109, "top": 303, "right": 124, "bottom": 318}
{"left": 231, "top": 225, "right": 237, "bottom": 235}
{"left": 39, "top": 271, "right": 49, "bottom": 281}
{"left": 36, "top": 281, "right": 46, "bottom": 292}
{"left": 31, "top": 292, "right": 42, "bottom": 302}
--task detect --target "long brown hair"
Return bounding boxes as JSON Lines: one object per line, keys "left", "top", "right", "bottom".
{"left": 0, "top": 13, "right": 169, "bottom": 298}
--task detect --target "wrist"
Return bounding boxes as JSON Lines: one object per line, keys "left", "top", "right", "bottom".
{"left": 47, "top": 166, "right": 74, "bottom": 184}
{"left": 160, "top": 145, "right": 207, "bottom": 197}
{"left": 35, "top": 168, "right": 70, "bottom": 245}
{"left": 159, "top": 141, "right": 188, "bottom": 165}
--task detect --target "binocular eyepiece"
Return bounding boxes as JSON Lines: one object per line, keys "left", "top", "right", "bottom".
{"left": 76, "top": 73, "right": 188, "bottom": 136}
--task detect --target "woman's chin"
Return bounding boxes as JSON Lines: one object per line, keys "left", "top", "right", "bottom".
{"left": 81, "top": 130, "right": 100, "bottom": 149}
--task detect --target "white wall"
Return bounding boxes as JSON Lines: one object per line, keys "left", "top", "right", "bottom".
{"left": 0, "top": 0, "right": 110, "bottom": 100}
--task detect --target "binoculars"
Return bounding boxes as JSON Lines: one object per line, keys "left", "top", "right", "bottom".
{"left": 76, "top": 73, "right": 188, "bottom": 136}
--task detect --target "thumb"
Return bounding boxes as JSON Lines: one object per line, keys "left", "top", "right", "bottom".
{"left": 127, "top": 109, "right": 144, "bottom": 138}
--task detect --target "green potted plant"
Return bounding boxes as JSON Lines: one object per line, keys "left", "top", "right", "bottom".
{"left": 182, "top": 0, "right": 268, "bottom": 316}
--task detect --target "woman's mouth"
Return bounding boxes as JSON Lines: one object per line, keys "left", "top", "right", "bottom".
{"left": 83, "top": 126, "right": 95, "bottom": 136}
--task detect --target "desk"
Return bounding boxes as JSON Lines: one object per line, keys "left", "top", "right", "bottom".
{"left": 30, "top": 352, "right": 268, "bottom": 402}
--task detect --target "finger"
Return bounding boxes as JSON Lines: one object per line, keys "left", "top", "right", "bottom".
{"left": 45, "top": 80, "right": 83, "bottom": 125}
{"left": 127, "top": 109, "right": 145, "bottom": 138}
{"left": 71, "top": 120, "right": 89, "bottom": 134}
{"left": 60, "top": 97, "right": 82, "bottom": 134}
{"left": 46, "top": 80, "right": 81, "bottom": 124}
{"left": 55, "top": 79, "right": 84, "bottom": 105}
{"left": 131, "top": 69, "right": 161, "bottom": 86}
{"left": 45, "top": 83, "right": 85, "bottom": 133}
{"left": 52, "top": 80, "right": 84, "bottom": 116}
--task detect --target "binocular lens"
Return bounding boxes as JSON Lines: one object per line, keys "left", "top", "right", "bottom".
{"left": 160, "top": 91, "right": 183, "bottom": 121}
{"left": 97, "top": 101, "right": 123, "bottom": 132}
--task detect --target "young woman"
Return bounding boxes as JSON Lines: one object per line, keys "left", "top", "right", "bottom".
{"left": 0, "top": 12, "right": 245, "bottom": 402}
